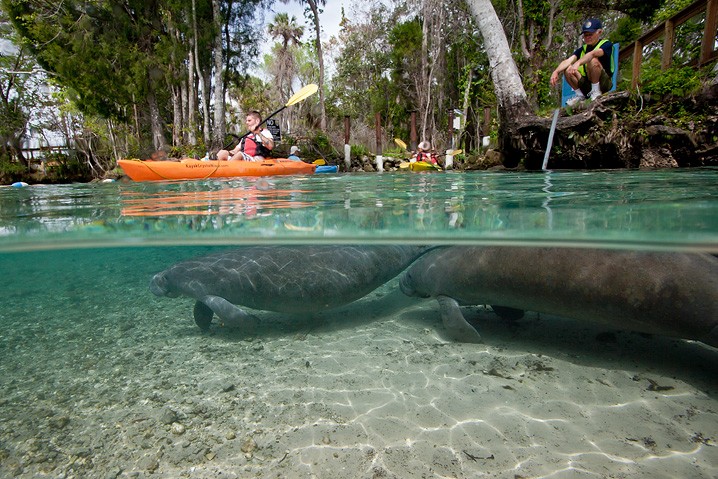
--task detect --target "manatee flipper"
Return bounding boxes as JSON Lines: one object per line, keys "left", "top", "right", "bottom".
{"left": 491, "top": 305, "right": 525, "bottom": 321}
{"left": 199, "top": 295, "right": 259, "bottom": 333}
{"left": 437, "top": 295, "right": 482, "bottom": 343}
{"left": 193, "top": 300, "right": 215, "bottom": 331}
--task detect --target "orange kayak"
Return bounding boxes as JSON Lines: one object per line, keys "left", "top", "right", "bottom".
{"left": 118, "top": 158, "right": 317, "bottom": 181}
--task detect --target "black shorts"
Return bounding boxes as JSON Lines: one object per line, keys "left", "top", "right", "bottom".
{"left": 578, "top": 69, "right": 612, "bottom": 95}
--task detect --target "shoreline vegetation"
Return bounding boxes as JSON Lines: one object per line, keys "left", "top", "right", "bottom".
{"left": 10, "top": 81, "right": 718, "bottom": 185}
{"left": 1, "top": 2, "right": 716, "bottom": 184}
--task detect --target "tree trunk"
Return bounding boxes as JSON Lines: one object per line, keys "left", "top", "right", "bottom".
{"left": 211, "top": 0, "right": 225, "bottom": 149}
{"left": 466, "top": 0, "right": 531, "bottom": 160}
{"left": 419, "top": 0, "right": 429, "bottom": 140}
{"left": 201, "top": 69, "right": 212, "bottom": 146}
{"left": 186, "top": 51, "right": 197, "bottom": 145}
{"left": 147, "top": 72, "right": 167, "bottom": 151}
{"left": 167, "top": 21, "right": 183, "bottom": 147}
{"left": 171, "top": 84, "right": 182, "bottom": 146}
{"left": 307, "top": 0, "right": 326, "bottom": 131}
{"left": 192, "top": 0, "right": 210, "bottom": 147}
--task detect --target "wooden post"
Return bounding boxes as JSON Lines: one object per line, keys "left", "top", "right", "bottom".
{"left": 344, "top": 115, "right": 351, "bottom": 170}
{"left": 701, "top": 0, "right": 718, "bottom": 65}
{"left": 375, "top": 112, "right": 383, "bottom": 172}
{"left": 375, "top": 113, "right": 382, "bottom": 155}
{"left": 662, "top": 19, "right": 675, "bottom": 70}
{"left": 631, "top": 40, "right": 643, "bottom": 89}
{"left": 447, "top": 109, "right": 454, "bottom": 150}
{"left": 410, "top": 111, "right": 417, "bottom": 151}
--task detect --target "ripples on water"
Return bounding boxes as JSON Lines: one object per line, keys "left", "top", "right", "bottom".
{"left": 0, "top": 168, "right": 716, "bottom": 478}
{"left": 1, "top": 168, "right": 717, "bottom": 251}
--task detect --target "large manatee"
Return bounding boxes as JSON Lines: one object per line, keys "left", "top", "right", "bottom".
{"left": 150, "top": 245, "right": 430, "bottom": 331}
{"left": 400, "top": 246, "right": 718, "bottom": 347}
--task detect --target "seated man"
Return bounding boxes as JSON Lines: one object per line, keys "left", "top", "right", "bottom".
{"left": 288, "top": 145, "right": 301, "bottom": 161}
{"left": 412, "top": 141, "right": 438, "bottom": 164}
{"left": 217, "top": 111, "right": 274, "bottom": 161}
{"left": 550, "top": 18, "right": 614, "bottom": 106}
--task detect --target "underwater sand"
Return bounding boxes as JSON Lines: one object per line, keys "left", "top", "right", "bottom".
{"left": 0, "top": 247, "right": 716, "bottom": 479}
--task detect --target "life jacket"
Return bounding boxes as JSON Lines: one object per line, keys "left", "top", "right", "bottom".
{"left": 416, "top": 151, "right": 437, "bottom": 164}
{"left": 241, "top": 132, "right": 272, "bottom": 158}
{"left": 578, "top": 39, "right": 612, "bottom": 77}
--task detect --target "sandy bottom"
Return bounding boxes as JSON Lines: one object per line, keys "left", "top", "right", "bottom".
{"left": 0, "top": 247, "right": 716, "bottom": 479}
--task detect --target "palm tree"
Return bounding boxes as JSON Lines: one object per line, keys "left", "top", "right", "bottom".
{"left": 303, "top": 0, "right": 327, "bottom": 131}
{"left": 267, "top": 13, "right": 304, "bottom": 104}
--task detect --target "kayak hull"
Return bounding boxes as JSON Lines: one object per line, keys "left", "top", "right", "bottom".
{"left": 399, "top": 160, "right": 442, "bottom": 172}
{"left": 410, "top": 161, "right": 441, "bottom": 171}
{"left": 315, "top": 165, "right": 339, "bottom": 174}
{"left": 118, "top": 158, "right": 317, "bottom": 181}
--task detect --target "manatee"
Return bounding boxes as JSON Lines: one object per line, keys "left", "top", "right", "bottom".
{"left": 400, "top": 246, "right": 718, "bottom": 347}
{"left": 150, "top": 245, "right": 430, "bottom": 331}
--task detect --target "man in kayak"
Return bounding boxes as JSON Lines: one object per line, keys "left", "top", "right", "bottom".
{"left": 412, "top": 141, "right": 438, "bottom": 164}
{"left": 217, "top": 111, "right": 275, "bottom": 161}
{"left": 288, "top": 145, "right": 301, "bottom": 161}
{"left": 549, "top": 18, "right": 614, "bottom": 106}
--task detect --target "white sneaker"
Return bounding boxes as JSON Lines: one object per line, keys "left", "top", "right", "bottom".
{"left": 565, "top": 95, "right": 585, "bottom": 107}
{"left": 588, "top": 90, "right": 602, "bottom": 101}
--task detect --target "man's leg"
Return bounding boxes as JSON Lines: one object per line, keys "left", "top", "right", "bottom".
{"left": 565, "top": 69, "right": 587, "bottom": 106}
{"left": 565, "top": 68, "right": 582, "bottom": 90}
{"left": 585, "top": 58, "right": 606, "bottom": 100}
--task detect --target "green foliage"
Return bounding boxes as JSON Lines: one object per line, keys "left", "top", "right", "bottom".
{"left": 654, "top": 0, "right": 693, "bottom": 22}
{"left": 350, "top": 144, "right": 370, "bottom": 157}
{"left": 533, "top": 68, "right": 556, "bottom": 112}
{"left": 304, "top": 130, "right": 340, "bottom": 159}
{"left": 229, "top": 76, "right": 273, "bottom": 121}
{"left": 0, "top": 159, "right": 27, "bottom": 177}
{"left": 641, "top": 65, "right": 704, "bottom": 97}
{"left": 611, "top": 16, "right": 643, "bottom": 46}
{"left": 616, "top": 0, "right": 667, "bottom": 21}
{"left": 43, "top": 151, "right": 92, "bottom": 182}
{"left": 329, "top": 2, "right": 394, "bottom": 122}
{"left": 167, "top": 143, "right": 207, "bottom": 159}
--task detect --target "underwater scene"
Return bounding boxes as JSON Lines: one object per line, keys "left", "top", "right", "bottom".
{"left": 1, "top": 169, "right": 717, "bottom": 478}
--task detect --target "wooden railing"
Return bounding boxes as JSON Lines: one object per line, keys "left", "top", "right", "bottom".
{"left": 618, "top": 0, "right": 718, "bottom": 88}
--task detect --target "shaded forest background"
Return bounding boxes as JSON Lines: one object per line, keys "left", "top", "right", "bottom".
{"left": 0, "top": 0, "right": 714, "bottom": 182}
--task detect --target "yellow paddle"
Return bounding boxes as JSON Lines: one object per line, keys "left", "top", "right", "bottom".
{"left": 225, "top": 84, "right": 319, "bottom": 148}
{"left": 394, "top": 138, "right": 408, "bottom": 151}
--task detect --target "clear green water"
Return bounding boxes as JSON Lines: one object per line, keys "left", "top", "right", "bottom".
{"left": 1, "top": 169, "right": 717, "bottom": 478}
{"left": 2, "top": 168, "right": 717, "bottom": 251}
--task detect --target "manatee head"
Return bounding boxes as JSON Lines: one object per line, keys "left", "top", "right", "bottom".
{"left": 400, "top": 267, "right": 431, "bottom": 298}
{"left": 149, "top": 271, "right": 181, "bottom": 298}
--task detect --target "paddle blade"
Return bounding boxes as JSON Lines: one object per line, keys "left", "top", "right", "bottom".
{"left": 394, "top": 138, "right": 408, "bottom": 150}
{"left": 313, "top": 159, "right": 327, "bottom": 165}
{"left": 286, "top": 84, "right": 319, "bottom": 107}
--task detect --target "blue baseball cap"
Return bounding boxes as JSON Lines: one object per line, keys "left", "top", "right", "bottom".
{"left": 582, "top": 18, "right": 603, "bottom": 33}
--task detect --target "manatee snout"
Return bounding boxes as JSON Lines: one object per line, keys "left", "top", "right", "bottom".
{"left": 149, "top": 272, "right": 177, "bottom": 297}
{"left": 400, "top": 271, "right": 430, "bottom": 298}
